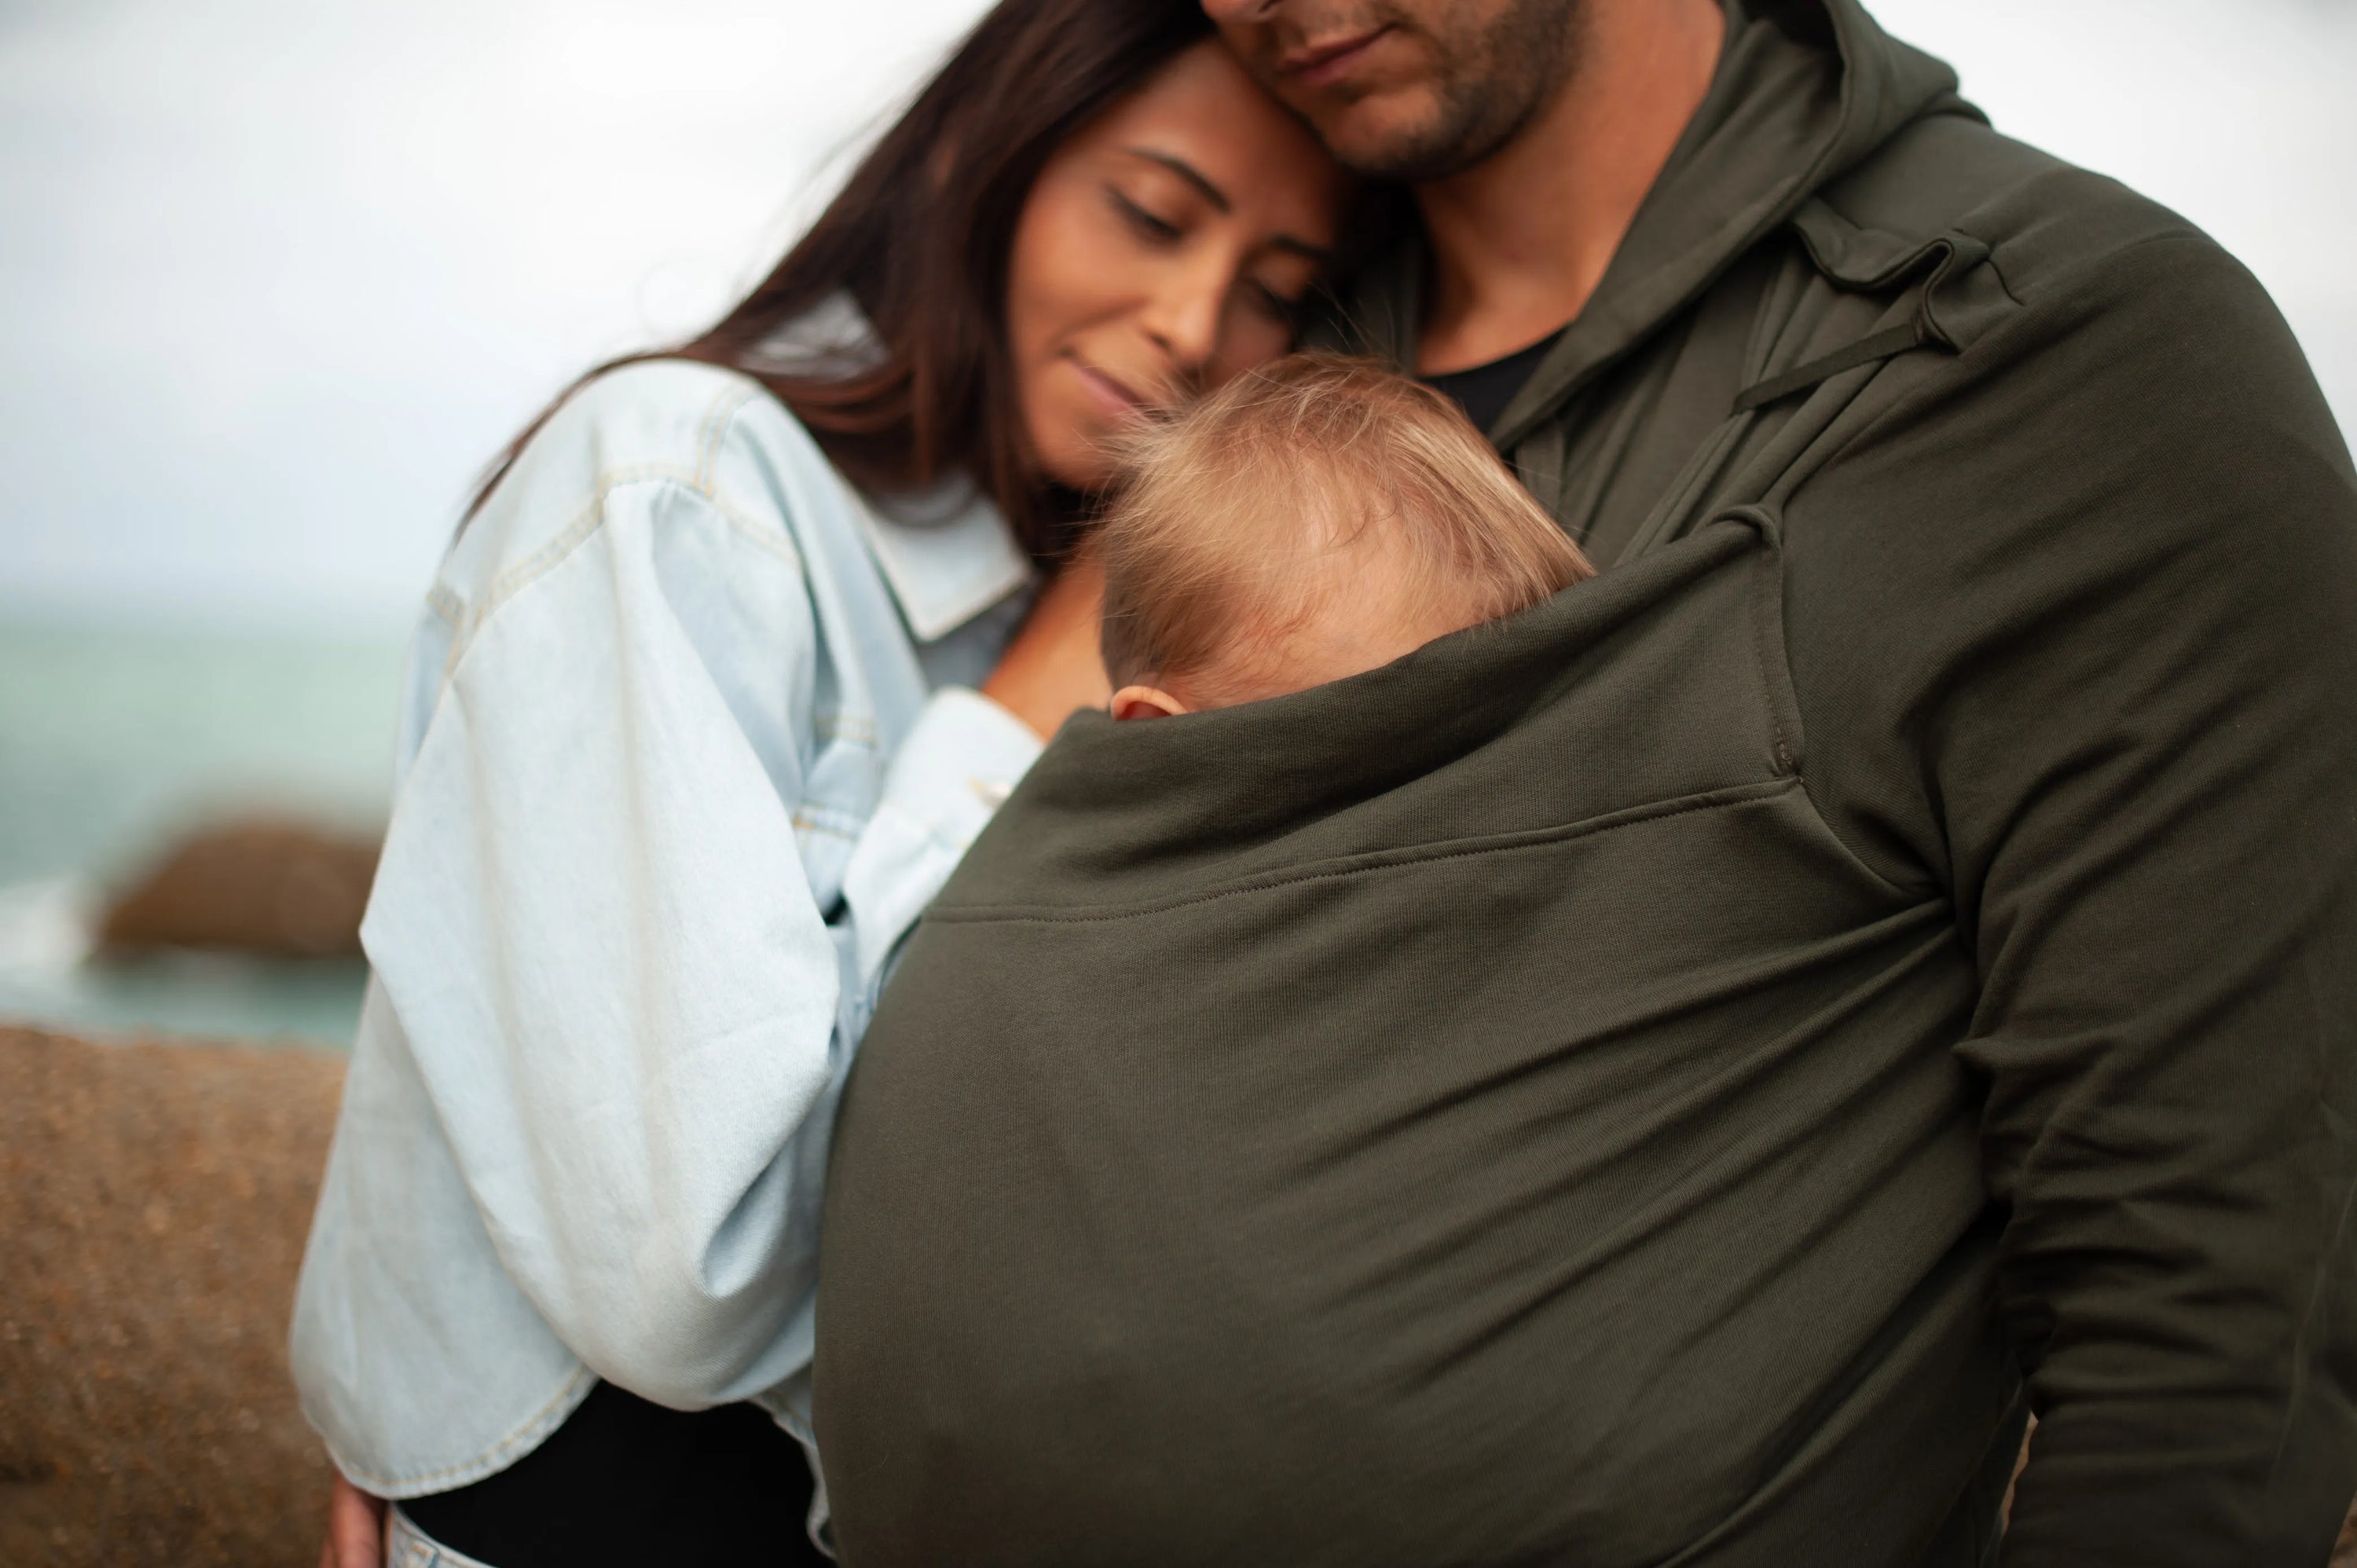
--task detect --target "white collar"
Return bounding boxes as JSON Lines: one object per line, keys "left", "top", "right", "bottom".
{"left": 852, "top": 481, "right": 1034, "bottom": 643}
{"left": 749, "top": 293, "right": 1034, "bottom": 641}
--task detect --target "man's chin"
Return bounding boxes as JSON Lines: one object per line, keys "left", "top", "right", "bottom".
{"left": 1303, "top": 96, "right": 1471, "bottom": 183}
{"left": 1327, "top": 130, "right": 1488, "bottom": 185}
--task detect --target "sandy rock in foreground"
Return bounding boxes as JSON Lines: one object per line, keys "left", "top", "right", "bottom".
{"left": 0, "top": 1026, "right": 343, "bottom": 1568}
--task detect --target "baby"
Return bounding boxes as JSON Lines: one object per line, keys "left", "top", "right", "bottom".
{"left": 1096, "top": 354, "right": 1593, "bottom": 720}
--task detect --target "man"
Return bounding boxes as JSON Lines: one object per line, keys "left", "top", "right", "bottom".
{"left": 1229, "top": 2, "right": 2357, "bottom": 1557}
{"left": 808, "top": 1, "right": 2357, "bottom": 1563}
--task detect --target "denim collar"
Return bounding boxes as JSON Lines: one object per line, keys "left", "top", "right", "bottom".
{"left": 856, "top": 483, "right": 1033, "bottom": 643}
{"left": 746, "top": 294, "right": 1033, "bottom": 643}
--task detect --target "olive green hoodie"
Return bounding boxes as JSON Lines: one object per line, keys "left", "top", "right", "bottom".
{"left": 812, "top": 4, "right": 2357, "bottom": 1563}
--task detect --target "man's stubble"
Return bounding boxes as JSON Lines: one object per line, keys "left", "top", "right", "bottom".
{"left": 1337, "top": 0, "right": 1589, "bottom": 184}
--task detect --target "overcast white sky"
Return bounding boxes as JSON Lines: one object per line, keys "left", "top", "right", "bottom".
{"left": 3, "top": 0, "right": 2352, "bottom": 632}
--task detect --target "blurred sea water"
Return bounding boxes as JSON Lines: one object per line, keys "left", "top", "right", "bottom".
{"left": 0, "top": 613, "right": 405, "bottom": 1048}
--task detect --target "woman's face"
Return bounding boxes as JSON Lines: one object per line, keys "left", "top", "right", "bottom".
{"left": 1006, "top": 39, "right": 1350, "bottom": 493}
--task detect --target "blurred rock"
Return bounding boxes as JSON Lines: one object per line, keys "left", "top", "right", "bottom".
{"left": 97, "top": 820, "right": 379, "bottom": 958}
{"left": 0, "top": 1025, "right": 343, "bottom": 1568}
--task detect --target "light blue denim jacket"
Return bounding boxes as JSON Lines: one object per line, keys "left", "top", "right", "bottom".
{"left": 288, "top": 352, "right": 1041, "bottom": 1498}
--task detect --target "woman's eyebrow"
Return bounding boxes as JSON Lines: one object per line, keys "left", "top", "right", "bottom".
{"left": 1118, "top": 148, "right": 1335, "bottom": 263}
{"left": 1121, "top": 148, "right": 1232, "bottom": 211}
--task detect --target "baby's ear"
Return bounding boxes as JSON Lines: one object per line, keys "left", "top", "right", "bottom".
{"left": 1110, "top": 685, "right": 1189, "bottom": 721}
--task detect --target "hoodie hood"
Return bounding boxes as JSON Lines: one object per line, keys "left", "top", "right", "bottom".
{"left": 1343, "top": 0, "right": 1970, "bottom": 449}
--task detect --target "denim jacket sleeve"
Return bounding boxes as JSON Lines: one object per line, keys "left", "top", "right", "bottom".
{"left": 355, "top": 377, "right": 1039, "bottom": 1412}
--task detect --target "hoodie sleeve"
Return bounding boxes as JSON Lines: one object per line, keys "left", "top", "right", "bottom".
{"left": 1781, "top": 231, "right": 2357, "bottom": 1565}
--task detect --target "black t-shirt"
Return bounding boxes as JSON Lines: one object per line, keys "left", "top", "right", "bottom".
{"left": 1423, "top": 328, "right": 1565, "bottom": 435}
{"left": 398, "top": 1380, "right": 830, "bottom": 1567}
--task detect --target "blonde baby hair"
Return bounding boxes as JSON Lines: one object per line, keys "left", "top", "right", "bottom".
{"left": 1097, "top": 353, "right": 1592, "bottom": 703}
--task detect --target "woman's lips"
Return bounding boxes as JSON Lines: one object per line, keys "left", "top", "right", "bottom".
{"left": 1070, "top": 357, "right": 1151, "bottom": 423}
{"left": 1280, "top": 26, "right": 1393, "bottom": 90}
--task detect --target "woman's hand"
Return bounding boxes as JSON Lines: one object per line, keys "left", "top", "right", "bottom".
{"left": 318, "top": 1474, "right": 387, "bottom": 1568}
{"left": 981, "top": 552, "right": 1112, "bottom": 741}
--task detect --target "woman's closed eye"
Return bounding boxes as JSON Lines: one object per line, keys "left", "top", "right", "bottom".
{"left": 1109, "top": 186, "right": 1184, "bottom": 243}
{"left": 1248, "top": 277, "right": 1308, "bottom": 328}
{"left": 1109, "top": 185, "right": 1308, "bottom": 324}
{"left": 1247, "top": 251, "right": 1321, "bottom": 328}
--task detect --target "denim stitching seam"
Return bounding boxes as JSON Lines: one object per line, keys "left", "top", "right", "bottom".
{"left": 333, "top": 1363, "right": 596, "bottom": 1497}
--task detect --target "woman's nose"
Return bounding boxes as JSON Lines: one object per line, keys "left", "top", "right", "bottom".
{"left": 1139, "top": 260, "right": 1226, "bottom": 374}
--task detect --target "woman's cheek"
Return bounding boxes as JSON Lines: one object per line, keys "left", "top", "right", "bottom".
{"left": 1025, "top": 185, "right": 1122, "bottom": 337}
{"left": 1007, "top": 175, "right": 1088, "bottom": 350}
{"left": 1003, "top": 200, "right": 1089, "bottom": 479}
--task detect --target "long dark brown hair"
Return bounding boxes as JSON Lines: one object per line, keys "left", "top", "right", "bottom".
{"left": 471, "top": 0, "right": 1221, "bottom": 556}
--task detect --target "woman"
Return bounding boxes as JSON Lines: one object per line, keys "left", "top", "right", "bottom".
{"left": 291, "top": 2, "right": 1349, "bottom": 1562}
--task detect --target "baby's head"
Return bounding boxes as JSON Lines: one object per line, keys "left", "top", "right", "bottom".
{"left": 1096, "top": 354, "right": 1593, "bottom": 719}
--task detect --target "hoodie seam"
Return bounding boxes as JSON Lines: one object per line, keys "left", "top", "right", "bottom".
{"left": 929, "top": 779, "right": 1802, "bottom": 926}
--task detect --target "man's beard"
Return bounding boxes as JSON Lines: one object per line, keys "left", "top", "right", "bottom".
{"left": 1342, "top": 0, "right": 1588, "bottom": 184}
